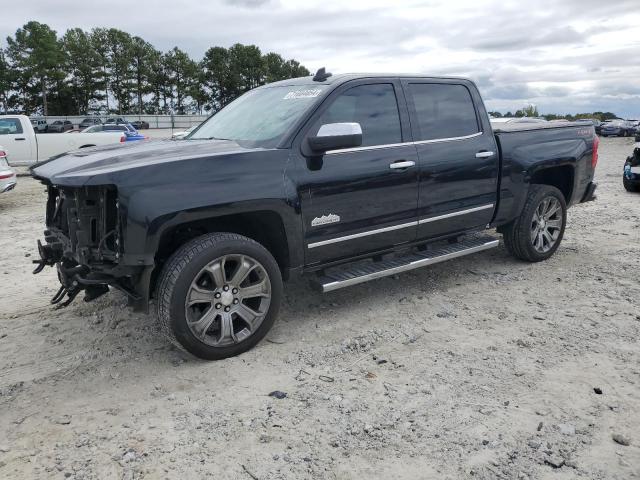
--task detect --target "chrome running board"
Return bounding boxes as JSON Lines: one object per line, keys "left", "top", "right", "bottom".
{"left": 313, "top": 235, "right": 499, "bottom": 293}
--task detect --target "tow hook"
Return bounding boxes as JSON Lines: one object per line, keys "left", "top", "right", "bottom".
{"left": 32, "top": 240, "right": 58, "bottom": 274}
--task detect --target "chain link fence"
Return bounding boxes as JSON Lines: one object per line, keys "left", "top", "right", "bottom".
{"left": 29, "top": 114, "right": 209, "bottom": 129}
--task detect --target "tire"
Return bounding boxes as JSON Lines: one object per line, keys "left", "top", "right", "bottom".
{"left": 624, "top": 175, "right": 640, "bottom": 192}
{"left": 502, "top": 184, "right": 567, "bottom": 262}
{"left": 156, "top": 232, "right": 283, "bottom": 360}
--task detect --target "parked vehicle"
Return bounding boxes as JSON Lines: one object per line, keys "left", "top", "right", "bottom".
{"left": 79, "top": 118, "right": 102, "bottom": 129}
{"left": 0, "top": 115, "right": 126, "bottom": 165}
{"left": 30, "top": 118, "right": 48, "bottom": 133}
{"left": 48, "top": 120, "right": 74, "bottom": 133}
{"left": 30, "top": 71, "right": 598, "bottom": 360}
{"left": 130, "top": 120, "right": 150, "bottom": 130}
{"left": 623, "top": 140, "right": 640, "bottom": 192}
{"left": 600, "top": 119, "right": 635, "bottom": 137}
{"left": 81, "top": 124, "right": 146, "bottom": 142}
{"left": 105, "top": 117, "right": 127, "bottom": 125}
{"left": 0, "top": 147, "right": 16, "bottom": 193}
{"left": 171, "top": 125, "right": 199, "bottom": 140}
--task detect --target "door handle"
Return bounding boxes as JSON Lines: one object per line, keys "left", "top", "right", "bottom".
{"left": 14, "top": 137, "right": 26, "bottom": 141}
{"left": 475, "top": 151, "right": 495, "bottom": 158}
{"left": 389, "top": 160, "right": 415, "bottom": 169}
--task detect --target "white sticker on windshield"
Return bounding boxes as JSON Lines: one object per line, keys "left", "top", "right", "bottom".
{"left": 284, "top": 89, "right": 323, "bottom": 100}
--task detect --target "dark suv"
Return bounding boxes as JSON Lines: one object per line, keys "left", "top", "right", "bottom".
{"left": 31, "top": 71, "right": 598, "bottom": 360}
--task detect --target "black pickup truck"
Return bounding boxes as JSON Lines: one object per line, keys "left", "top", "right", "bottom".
{"left": 30, "top": 70, "right": 599, "bottom": 360}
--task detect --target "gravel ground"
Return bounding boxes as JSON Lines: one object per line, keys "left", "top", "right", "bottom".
{"left": 0, "top": 137, "right": 638, "bottom": 479}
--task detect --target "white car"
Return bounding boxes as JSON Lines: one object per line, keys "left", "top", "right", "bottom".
{"left": 0, "top": 147, "right": 16, "bottom": 193}
{"left": 171, "top": 125, "right": 198, "bottom": 140}
{"left": 0, "top": 115, "right": 128, "bottom": 166}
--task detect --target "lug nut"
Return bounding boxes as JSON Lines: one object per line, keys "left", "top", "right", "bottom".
{"left": 233, "top": 299, "right": 239, "bottom": 304}
{"left": 223, "top": 285, "right": 229, "bottom": 291}
{"left": 232, "top": 288, "right": 238, "bottom": 294}
{"left": 214, "top": 292, "right": 221, "bottom": 299}
{"left": 224, "top": 306, "right": 230, "bottom": 312}
{"left": 215, "top": 303, "right": 222, "bottom": 309}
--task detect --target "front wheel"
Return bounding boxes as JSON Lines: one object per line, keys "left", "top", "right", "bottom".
{"left": 156, "top": 233, "right": 283, "bottom": 360}
{"left": 624, "top": 175, "right": 640, "bottom": 192}
{"left": 502, "top": 185, "right": 567, "bottom": 262}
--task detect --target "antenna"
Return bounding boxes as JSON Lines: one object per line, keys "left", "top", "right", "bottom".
{"left": 313, "top": 67, "right": 332, "bottom": 82}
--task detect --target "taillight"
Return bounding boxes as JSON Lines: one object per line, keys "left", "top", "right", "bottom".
{"left": 592, "top": 135, "right": 599, "bottom": 169}
{"left": 0, "top": 150, "right": 6, "bottom": 157}
{"left": 120, "top": 135, "right": 126, "bottom": 143}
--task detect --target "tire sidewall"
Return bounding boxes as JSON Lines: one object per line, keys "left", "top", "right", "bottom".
{"left": 165, "top": 235, "right": 282, "bottom": 360}
{"left": 520, "top": 186, "right": 567, "bottom": 261}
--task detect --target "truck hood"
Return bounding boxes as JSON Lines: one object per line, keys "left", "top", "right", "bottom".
{"left": 30, "top": 139, "right": 270, "bottom": 185}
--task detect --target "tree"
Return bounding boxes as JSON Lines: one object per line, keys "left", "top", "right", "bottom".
{"left": 62, "top": 28, "right": 105, "bottom": 114}
{"left": 98, "top": 28, "right": 135, "bottom": 114}
{"left": 164, "top": 47, "right": 198, "bottom": 113}
{"left": 146, "top": 48, "right": 169, "bottom": 113}
{"left": 6, "top": 21, "right": 64, "bottom": 115}
{"left": 0, "top": 47, "right": 11, "bottom": 113}
{"left": 521, "top": 104, "right": 539, "bottom": 117}
{"left": 129, "top": 37, "right": 157, "bottom": 114}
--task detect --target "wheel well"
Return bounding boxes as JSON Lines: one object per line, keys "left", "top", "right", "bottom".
{"left": 530, "top": 166, "right": 574, "bottom": 202}
{"left": 153, "top": 211, "right": 291, "bottom": 290}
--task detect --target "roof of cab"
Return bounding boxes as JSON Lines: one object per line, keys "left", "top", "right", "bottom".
{"left": 261, "top": 72, "right": 473, "bottom": 88}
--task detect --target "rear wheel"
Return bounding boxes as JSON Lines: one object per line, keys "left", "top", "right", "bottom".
{"left": 503, "top": 185, "right": 567, "bottom": 262}
{"left": 156, "top": 233, "right": 283, "bottom": 360}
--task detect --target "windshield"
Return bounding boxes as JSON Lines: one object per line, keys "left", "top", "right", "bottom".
{"left": 189, "top": 85, "right": 328, "bottom": 147}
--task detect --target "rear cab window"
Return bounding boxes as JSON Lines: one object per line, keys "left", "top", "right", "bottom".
{"left": 405, "top": 83, "right": 479, "bottom": 141}
{"left": 0, "top": 118, "right": 23, "bottom": 135}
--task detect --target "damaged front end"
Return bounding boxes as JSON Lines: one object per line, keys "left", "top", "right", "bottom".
{"left": 34, "top": 184, "right": 143, "bottom": 308}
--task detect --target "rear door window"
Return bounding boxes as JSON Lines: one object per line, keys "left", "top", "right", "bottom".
{"left": 407, "top": 83, "right": 479, "bottom": 141}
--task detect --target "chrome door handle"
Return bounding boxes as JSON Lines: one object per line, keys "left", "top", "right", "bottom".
{"left": 389, "top": 160, "right": 415, "bottom": 169}
{"left": 475, "top": 151, "right": 495, "bottom": 158}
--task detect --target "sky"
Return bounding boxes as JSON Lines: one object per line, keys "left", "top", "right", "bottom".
{"left": 2, "top": 0, "right": 640, "bottom": 117}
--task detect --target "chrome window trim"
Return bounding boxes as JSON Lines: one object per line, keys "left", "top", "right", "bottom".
{"left": 307, "top": 203, "right": 495, "bottom": 249}
{"left": 325, "top": 131, "right": 483, "bottom": 155}
{"left": 307, "top": 220, "right": 417, "bottom": 249}
{"left": 413, "top": 131, "right": 482, "bottom": 145}
{"left": 417, "top": 204, "right": 494, "bottom": 224}
{"left": 325, "top": 141, "right": 412, "bottom": 155}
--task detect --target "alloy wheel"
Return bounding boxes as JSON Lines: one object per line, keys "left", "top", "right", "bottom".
{"left": 185, "top": 254, "right": 271, "bottom": 347}
{"left": 530, "top": 197, "right": 563, "bottom": 253}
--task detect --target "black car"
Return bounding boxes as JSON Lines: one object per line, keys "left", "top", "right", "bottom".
{"left": 105, "top": 117, "right": 127, "bottom": 125}
{"left": 48, "top": 120, "right": 74, "bottom": 133}
{"left": 623, "top": 137, "right": 640, "bottom": 192}
{"left": 130, "top": 120, "right": 150, "bottom": 130}
{"left": 31, "top": 71, "right": 598, "bottom": 360}
{"left": 79, "top": 117, "right": 102, "bottom": 129}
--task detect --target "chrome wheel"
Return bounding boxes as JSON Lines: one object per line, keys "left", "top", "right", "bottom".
{"left": 185, "top": 254, "right": 271, "bottom": 347}
{"left": 530, "top": 197, "right": 562, "bottom": 253}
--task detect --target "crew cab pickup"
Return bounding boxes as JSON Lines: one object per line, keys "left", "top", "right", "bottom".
{"left": 0, "top": 115, "right": 127, "bottom": 166}
{"left": 30, "top": 71, "right": 598, "bottom": 360}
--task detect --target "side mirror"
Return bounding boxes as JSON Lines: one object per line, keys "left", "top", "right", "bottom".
{"left": 308, "top": 122, "right": 362, "bottom": 153}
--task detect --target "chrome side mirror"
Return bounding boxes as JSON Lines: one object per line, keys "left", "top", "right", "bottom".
{"left": 308, "top": 122, "right": 363, "bottom": 153}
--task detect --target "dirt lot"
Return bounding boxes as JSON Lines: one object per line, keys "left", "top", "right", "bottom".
{"left": 1, "top": 138, "right": 638, "bottom": 479}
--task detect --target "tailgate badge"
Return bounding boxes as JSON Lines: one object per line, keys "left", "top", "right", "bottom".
{"left": 312, "top": 214, "right": 340, "bottom": 227}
